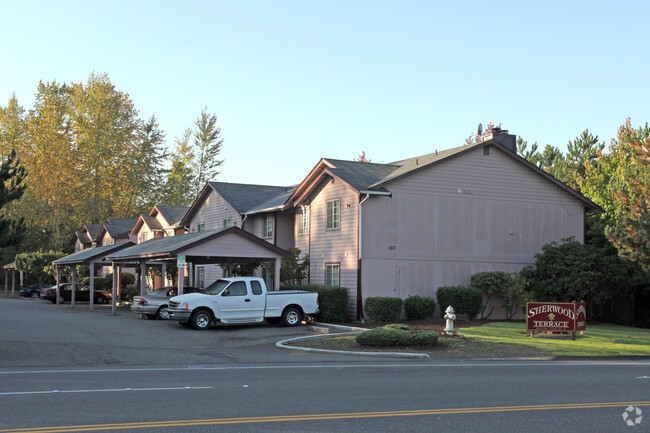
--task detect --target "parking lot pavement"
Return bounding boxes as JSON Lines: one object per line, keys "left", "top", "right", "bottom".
{"left": 0, "top": 298, "right": 349, "bottom": 369}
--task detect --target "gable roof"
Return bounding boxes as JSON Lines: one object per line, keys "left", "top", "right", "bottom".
{"left": 290, "top": 140, "right": 601, "bottom": 211}
{"left": 97, "top": 218, "right": 138, "bottom": 242}
{"left": 53, "top": 242, "right": 135, "bottom": 266}
{"left": 83, "top": 224, "right": 102, "bottom": 242}
{"left": 105, "top": 226, "right": 292, "bottom": 262}
{"left": 152, "top": 205, "right": 189, "bottom": 227}
{"left": 181, "top": 182, "right": 292, "bottom": 226}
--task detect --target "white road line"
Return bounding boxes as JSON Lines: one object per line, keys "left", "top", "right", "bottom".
{"left": 1, "top": 361, "right": 650, "bottom": 375}
{"left": 0, "top": 386, "right": 213, "bottom": 396}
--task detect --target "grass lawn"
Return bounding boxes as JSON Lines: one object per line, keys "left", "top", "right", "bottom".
{"left": 458, "top": 322, "right": 650, "bottom": 357}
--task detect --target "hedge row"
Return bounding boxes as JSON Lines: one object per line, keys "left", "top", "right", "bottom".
{"left": 364, "top": 295, "right": 437, "bottom": 322}
{"left": 281, "top": 284, "right": 349, "bottom": 323}
{"left": 436, "top": 285, "right": 482, "bottom": 319}
{"left": 356, "top": 324, "right": 439, "bottom": 347}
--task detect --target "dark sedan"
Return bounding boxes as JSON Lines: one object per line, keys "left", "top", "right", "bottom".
{"left": 41, "top": 283, "right": 112, "bottom": 304}
{"left": 19, "top": 283, "right": 53, "bottom": 298}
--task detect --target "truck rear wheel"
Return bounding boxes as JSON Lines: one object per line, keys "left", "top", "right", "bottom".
{"left": 190, "top": 309, "right": 212, "bottom": 330}
{"left": 282, "top": 307, "right": 302, "bottom": 327}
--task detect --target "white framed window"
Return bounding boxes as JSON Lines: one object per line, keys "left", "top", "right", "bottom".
{"left": 263, "top": 214, "right": 273, "bottom": 238}
{"left": 197, "top": 223, "right": 205, "bottom": 232}
{"left": 297, "top": 206, "right": 309, "bottom": 235}
{"left": 223, "top": 218, "right": 233, "bottom": 228}
{"left": 325, "top": 263, "right": 340, "bottom": 286}
{"left": 326, "top": 199, "right": 340, "bottom": 229}
{"left": 197, "top": 267, "right": 205, "bottom": 289}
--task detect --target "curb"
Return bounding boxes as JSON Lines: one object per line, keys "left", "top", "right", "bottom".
{"left": 277, "top": 323, "right": 431, "bottom": 360}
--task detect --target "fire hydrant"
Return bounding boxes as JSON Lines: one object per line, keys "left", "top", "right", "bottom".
{"left": 444, "top": 306, "right": 456, "bottom": 335}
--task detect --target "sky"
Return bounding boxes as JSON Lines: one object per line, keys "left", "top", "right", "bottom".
{"left": 1, "top": 0, "right": 649, "bottom": 186}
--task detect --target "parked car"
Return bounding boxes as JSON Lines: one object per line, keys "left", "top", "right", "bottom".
{"left": 131, "top": 286, "right": 201, "bottom": 320}
{"left": 19, "top": 283, "right": 53, "bottom": 298}
{"left": 41, "top": 283, "right": 112, "bottom": 304}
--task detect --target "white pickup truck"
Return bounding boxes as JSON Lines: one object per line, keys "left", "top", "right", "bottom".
{"left": 167, "top": 277, "right": 319, "bottom": 330}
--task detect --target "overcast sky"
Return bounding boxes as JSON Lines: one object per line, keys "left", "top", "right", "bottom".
{"left": 2, "top": 0, "right": 649, "bottom": 186}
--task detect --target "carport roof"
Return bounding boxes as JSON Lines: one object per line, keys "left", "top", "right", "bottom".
{"left": 53, "top": 242, "right": 135, "bottom": 266}
{"left": 104, "top": 226, "right": 292, "bottom": 262}
{"left": 2, "top": 262, "right": 16, "bottom": 270}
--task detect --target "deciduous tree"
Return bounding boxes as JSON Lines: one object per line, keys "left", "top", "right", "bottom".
{"left": 192, "top": 107, "right": 223, "bottom": 196}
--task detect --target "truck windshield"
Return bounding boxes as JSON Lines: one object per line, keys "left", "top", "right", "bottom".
{"left": 204, "top": 279, "right": 230, "bottom": 295}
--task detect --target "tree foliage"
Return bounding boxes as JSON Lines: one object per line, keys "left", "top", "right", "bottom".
{"left": 0, "top": 148, "right": 27, "bottom": 248}
{"left": 15, "top": 250, "right": 66, "bottom": 288}
{"left": 520, "top": 237, "right": 638, "bottom": 304}
{"left": 603, "top": 119, "right": 650, "bottom": 272}
{"left": 192, "top": 107, "right": 223, "bottom": 196}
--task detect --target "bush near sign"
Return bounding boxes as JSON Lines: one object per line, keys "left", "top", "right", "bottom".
{"left": 526, "top": 301, "right": 587, "bottom": 335}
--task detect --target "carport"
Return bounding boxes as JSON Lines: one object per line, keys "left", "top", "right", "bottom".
{"left": 104, "top": 226, "right": 292, "bottom": 314}
{"left": 2, "top": 262, "right": 23, "bottom": 297}
{"left": 52, "top": 242, "right": 135, "bottom": 310}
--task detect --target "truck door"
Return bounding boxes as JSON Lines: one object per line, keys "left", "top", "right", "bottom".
{"left": 249, "top": 280, "right": 266, "bottom": 320}
{"left": 217, "top": 281, "right": 251, "bottom": 320}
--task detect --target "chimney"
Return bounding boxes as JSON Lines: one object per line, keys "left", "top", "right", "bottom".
{"left": 480, "top": 127, "right": 516, "bottom": 152}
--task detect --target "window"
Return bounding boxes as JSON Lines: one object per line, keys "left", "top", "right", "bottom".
{"left": 197, "top": 223, "right": 205, "bottom": 232}
{"left": 226, "top": 281, "right": 247, "bottom": 296}
{"left": 251, "top": 280, "right": 263, "bottom": 295}
{"left": 197, "top": 267, "right": 205, "bottom": 289}
{"left": 223, "top": 218, "right": 233, "bottom": 229}
{"left": 263, "top": 214, "right": 273, "bottom": 238}
{"left": 297, "top": 206, "right": 309, "bottom": 235}
{"left": 326, "top": 199, "right": 340, "bottom": 229}
{"left": 325, "top": 263, "right": 340, "bottom": 286}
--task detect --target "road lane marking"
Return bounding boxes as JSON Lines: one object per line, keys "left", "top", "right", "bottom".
{"left": 0, "top": 386, "right": 212, "bottom": 396}
{"left": 2, "top": 360, "right": 650, "bottom": 375}
{"left": 2, "top": 401, "right": 650, "bottom": 432}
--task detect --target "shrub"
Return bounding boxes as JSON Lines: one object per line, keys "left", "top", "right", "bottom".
{"left": 436, "top": 286, "right": 482, "bottom": 319}
{"left": 364, "top": 297, "right": 403, "bottom": 322}
{"left": 120, "top": 272, "right": 135, "bottom": 287}
{"left": 404, "top": 295, "right": 436, "bottom": 320}
{"left": 121, "top": 284, "right": 138, "bottom": 302}
{"left": 470, "top": 271, "right": 513, "bottom": 319}
{"left": 356, "top": 325, "right": 438, "bottom": 347}
{"left": 383, "top": 323, "right": 410, "bottom": 330}
{"left": 281, "top": 284, "right": 349, "bottom": 323}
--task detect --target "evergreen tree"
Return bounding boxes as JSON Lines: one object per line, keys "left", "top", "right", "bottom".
{"left": 163, "top": 129, "right": 195, "bottom": 206}
{"left": 0, "top": 148, "right": 27, "bottom": 248}
{"left": 192, "top": 107, "right": 223, "bottom": 196}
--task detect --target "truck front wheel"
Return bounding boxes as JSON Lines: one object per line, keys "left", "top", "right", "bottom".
{"left": 282, "top": 307, "right": 303, "bottom": 327}
{"left": 190, "top": 309, "right": 212, "bottom": 330}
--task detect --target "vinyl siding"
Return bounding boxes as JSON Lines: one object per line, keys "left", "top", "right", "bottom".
{"left": 189, "top": 190, "right": 242, "bottom": 233}
{"left": 360, "top": 146, "right": 586, "bottom": 314}
{"left": 308, "top": 178, "right": 359, "bottom": 318}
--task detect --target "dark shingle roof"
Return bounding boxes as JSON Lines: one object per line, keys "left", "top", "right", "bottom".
{"left": 84, "top": 224, "right": 102, "bottom": 241}
{"left": 154, "top": 205, "right": 189, "bottom": 226}
{"left": 53, "top": 243, "right": 135, "bottom": 265}
{"left": 244, "top": 188, "right": 296, "bottom": 214}
{"left": 76, "top": 230, "right": 91, "bottom": 244}
{"left": 209, "top": 182, "right": 292, "bottom": 213}
{"left": 141, "top": 215, "right": 163, "bottom": 231}
{"left": 104, "top": 219, "right": 137, "bottom": 238}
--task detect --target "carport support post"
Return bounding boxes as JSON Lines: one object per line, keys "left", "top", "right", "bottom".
{"left": 273, "top": 258, "right": 281, "bottom": 291}
{"left": 111, "top": 262, "right": 117, "bottom": 315}
{"left": 4, "top": 270, "right": 8, "bottom": 297}
{"left": 12, "top": 269, "right": 16, "bottom": 295}
{"left": 89, "top": 262, "right": 95, "bottom": 312}
{"left": 140, "top": 261, "right": 147, "bottom": 296}
{"left": 56, "top": 266, "right": 61, "bottom": 304}
{"left": 71, "top": 265, "right": 77, "bottom": 307}
{"left": 161, "top": 263, "right": 167, "bottom": 286}
{"left": 19, "top": 271, "right": 23, "bottom": 287}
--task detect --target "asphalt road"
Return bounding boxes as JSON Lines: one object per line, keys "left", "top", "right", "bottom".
{"left": 1, "top": 297, "right": 649, "bottom": 433}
